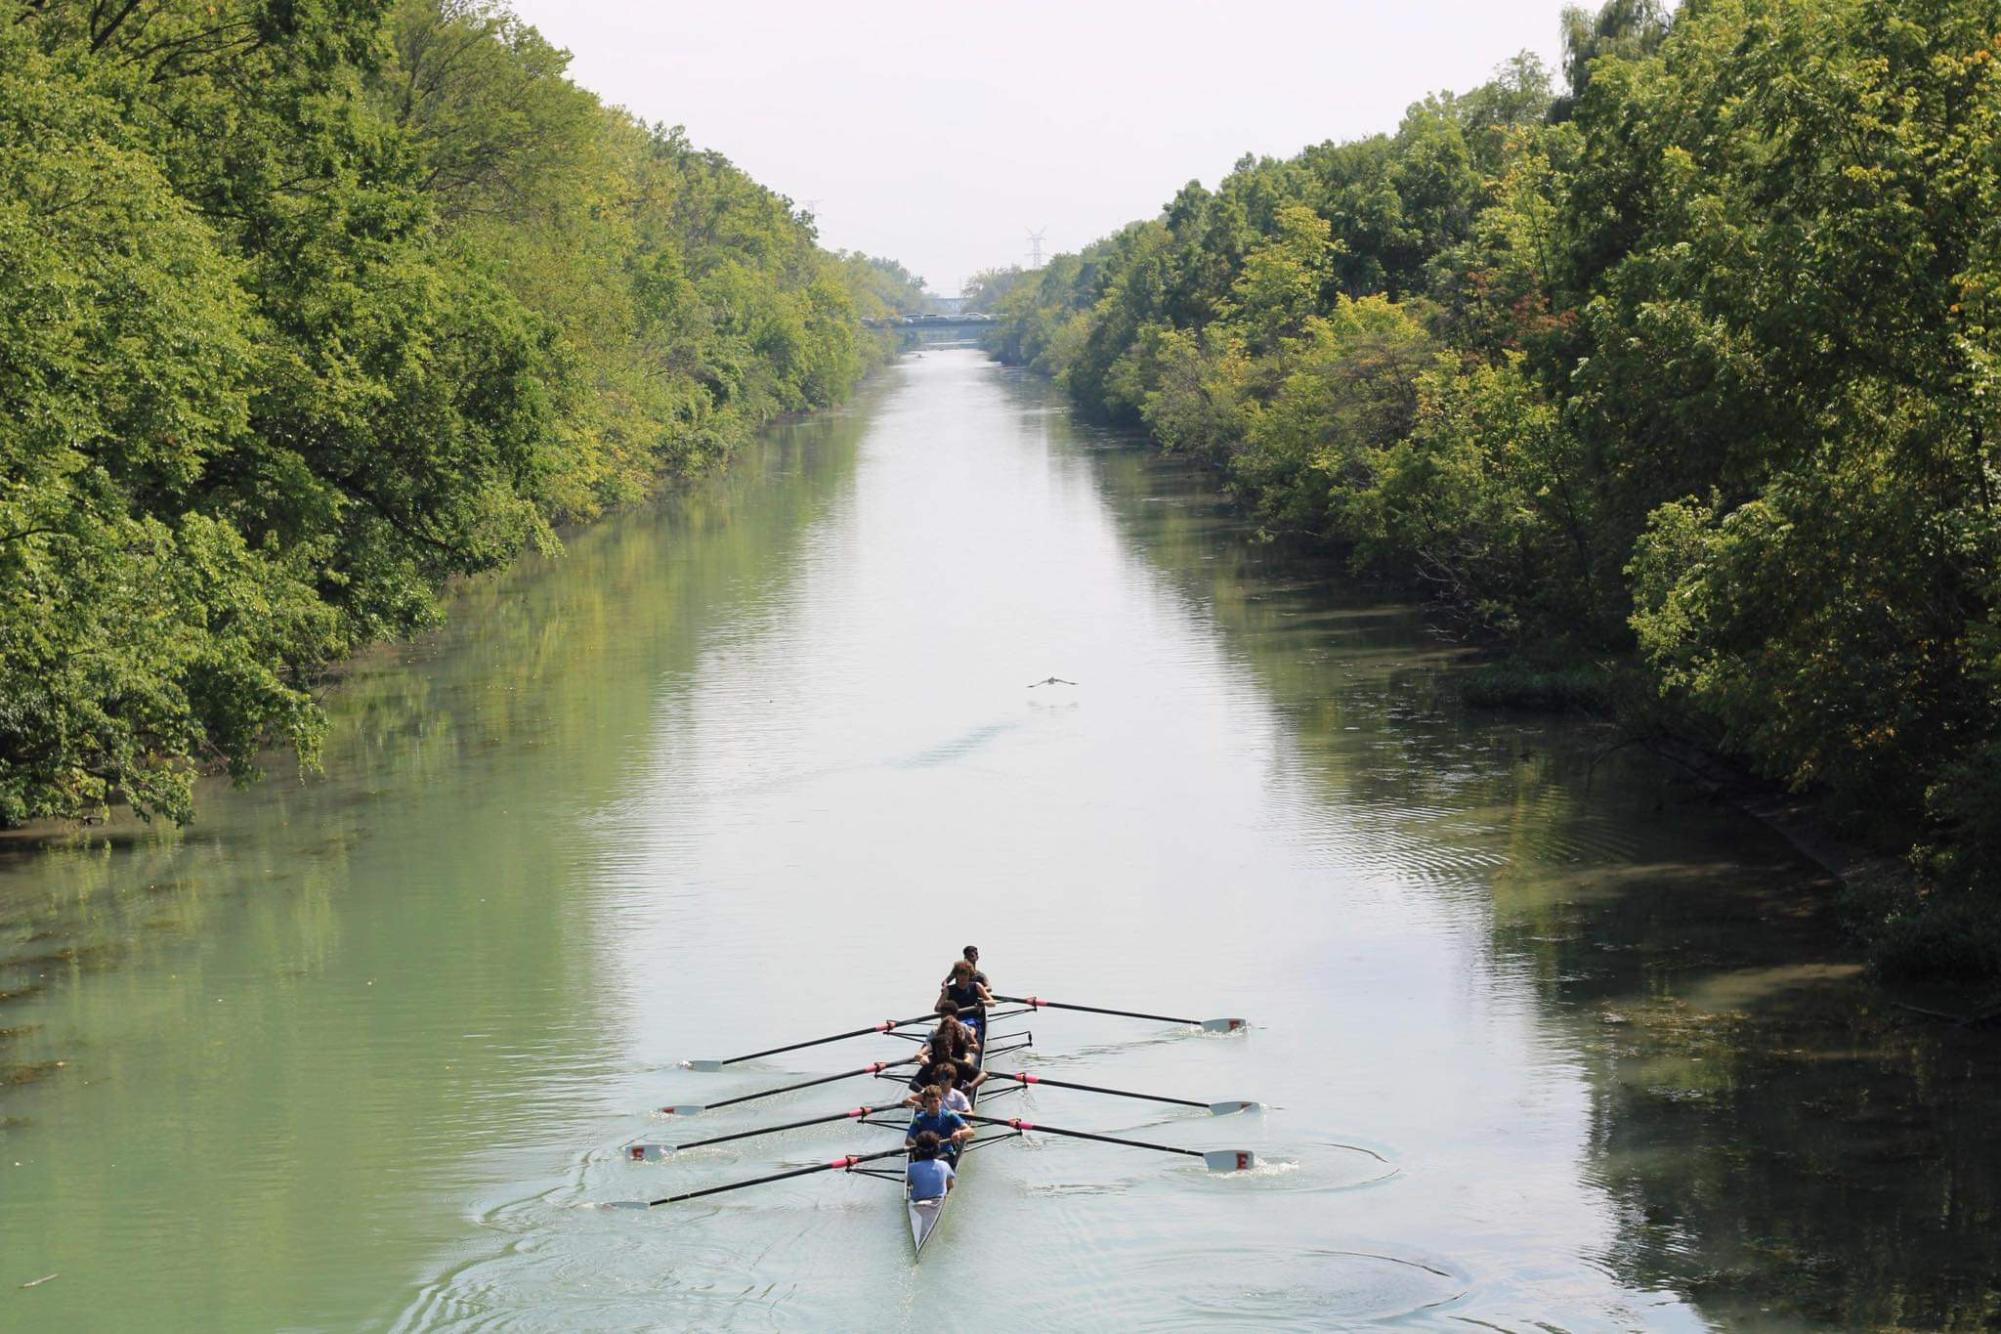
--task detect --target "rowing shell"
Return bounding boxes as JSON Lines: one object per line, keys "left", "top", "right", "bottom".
{"left": 628, "top": 994, "right": 1255, "bottom": 1247}
{"left": 906, "top": 1013, "right": 990, "bottom": 1256}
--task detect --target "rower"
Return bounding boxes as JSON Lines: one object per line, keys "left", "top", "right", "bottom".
{"left": 956, "top": 945, "right": 989, "bottom": 990}
{"left": 935, "top": 959, "right": 994, "bottom": 1038}
{"left": 906, "top": 1086, "right": 974, "bottom": 1157}
{"left": 921, "top": 1003, "right": 984, "bottom": 1092}
{"left": 905, "top": 1131, "right": 955, "bottom": 1201}
{"left": 938, "top": 946, "right": 989, "bottom": 1005}
{"left": 904, "top": 1056, "right": 970, "bottom": 1110}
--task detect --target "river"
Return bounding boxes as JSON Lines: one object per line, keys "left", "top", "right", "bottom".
{"left": 2, "top": 348, "right": 1997, "bottom": 1331}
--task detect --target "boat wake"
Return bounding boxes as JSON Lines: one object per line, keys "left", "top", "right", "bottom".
{"left": 1165, "top": 1245, "right": 1472, "bottom": 1328}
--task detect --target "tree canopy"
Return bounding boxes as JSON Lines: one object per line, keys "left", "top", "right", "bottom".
{"left": 988, "top": 0, "right": 2001, "bottom": 982}
{"left": 0, "top": 0, "right": 907, "bottom": 825}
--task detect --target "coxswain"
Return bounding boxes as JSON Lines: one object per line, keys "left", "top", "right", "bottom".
{"left": 906, "top": 1086, "right": 974, "bottom": 1157}
{"left": 905, "top": 1130, "right": 954, "bottom": 1201}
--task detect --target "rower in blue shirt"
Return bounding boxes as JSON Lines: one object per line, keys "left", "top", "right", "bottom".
{"left": 905, "top": 1131, "right": 955, "bottom": 1202}
{"left": 905, "top": 1086, "right": 973, "bottom": 1158}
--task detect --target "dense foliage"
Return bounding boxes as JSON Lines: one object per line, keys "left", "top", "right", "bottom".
{"left": 0, "top": 0, "right": 911, "bottom": 826}
{"left": 989, "top": 0, "right": 2001, "bottom": 982}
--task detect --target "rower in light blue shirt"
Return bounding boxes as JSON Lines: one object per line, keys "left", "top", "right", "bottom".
{"left": 906, "top": 1131, "right": 955, "bottom": 1202}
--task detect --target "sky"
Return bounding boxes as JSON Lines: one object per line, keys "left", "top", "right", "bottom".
{"left": 508, "top": 0, "right": 1574, "bottom": 296}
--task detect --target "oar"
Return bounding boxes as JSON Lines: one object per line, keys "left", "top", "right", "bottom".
{"left": 606, "top": 1146, "right": 910, "bottom": 1209}
{"left": 629, "top": 1104, "right": 902, "bottom": 1160}
{"left": 659, "top": 1057, "right": 921, "bottom": 1116}
{"left": 998, "top": 995, "right": 1246, "bottom": 1032}
{"left": 682, "top": 1014, "right": 943, "bottom": 1072}
{"left": 984, "top": 1070, "right": 1258, "bottom": 1115}
{"left": 965, "top": 1114, "right": 1257, "bottom": 1172}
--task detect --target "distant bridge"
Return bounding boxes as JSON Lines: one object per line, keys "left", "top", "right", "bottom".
{"left": 863, "top": 314, "right": 998, "bottom": 332}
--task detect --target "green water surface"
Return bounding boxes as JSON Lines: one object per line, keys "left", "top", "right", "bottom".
{"left": 2, "top": 351, "right": 1996, "bottom": 1331}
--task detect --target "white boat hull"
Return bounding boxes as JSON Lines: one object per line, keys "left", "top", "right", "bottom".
{"left": 907, "top": 1194, "right": 946, "bottom": 1252}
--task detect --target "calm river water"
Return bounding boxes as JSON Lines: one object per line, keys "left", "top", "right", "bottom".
{"left": 3, "top": 349, "right": 1998, "bottom": 1331}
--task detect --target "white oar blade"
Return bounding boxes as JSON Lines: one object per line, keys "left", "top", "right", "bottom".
{"left": 1203, "top": 1150, "right": 1258, "bottom": 1172}
{"left": 602, "top": 1200, "right": 651, "bottom": 1211}
{"left": 1200, "top": 1018, "right": 1248, "bottom": 1033}
{"left": 658, "top": 1104, "right": 706, "bottom": 1116}
{"left": 627, "top": 1144, "right": 674, "bottom": 1162}
{"left": 1207, "top": 1100, "right": 1261, "bottom": 1116}
{"left": 681, "top": 1059, "right": 726, "bottom": 1073}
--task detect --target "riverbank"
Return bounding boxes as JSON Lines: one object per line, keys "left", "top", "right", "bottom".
{"left": 991, "top": 337, "right": 1998, "bottom": 996}
{"left": 1459, "top": 654, "right": 2001, "bottom": 1002}
{"left": 0, "top": 372, "right": 896, "bottom": 1098}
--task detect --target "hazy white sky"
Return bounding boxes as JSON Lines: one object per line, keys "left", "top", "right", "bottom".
{"left": 509, "top": 1, "right": 1573, "bottom": 294}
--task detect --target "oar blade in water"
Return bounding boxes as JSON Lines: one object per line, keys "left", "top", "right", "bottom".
{"left": 628, "top": 1144, "right": 674, "bottom": 1162}
{"left": 1207, "top": 1100, "right": 1261, "bottom": 1115}
{"left": 1203, "top": 1149, "right": 1258, "bottom": 1172}
{"left": 1200, "top": 1017, "right": 1247, "bottom": 1033}
{"left": 681, "top": 1059, "right": 727, "bottom": 1073}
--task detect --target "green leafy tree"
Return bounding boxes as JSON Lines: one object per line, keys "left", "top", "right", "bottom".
{"left": 1222, "top": 204, "right": 1345, "bottom": 353}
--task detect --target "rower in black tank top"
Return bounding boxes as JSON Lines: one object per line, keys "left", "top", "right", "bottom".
{"left": 937, "top": 958, "right": 994, "bottom": 1037}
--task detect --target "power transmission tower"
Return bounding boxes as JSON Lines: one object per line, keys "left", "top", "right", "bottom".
{"left": 1026, "top": 227, "right": 1047, "bottom": 268}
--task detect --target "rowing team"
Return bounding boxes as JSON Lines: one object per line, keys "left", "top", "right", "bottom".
{"left": 904, "top": 946, "right": 996, "bottom": 1203}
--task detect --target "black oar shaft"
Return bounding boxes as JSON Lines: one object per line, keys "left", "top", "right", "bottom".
{"left": 646, "top": 1146, "right": 908, "bottom": 1207}
{"left": 668, "top": 1105, "right": 890, "bottom": 1151}
{"left": 998, "top": 995, "right": 1199, "bottom": 1025}
{"left": 705, "top": 1059, "right": 918, "bottom": 1112}
{"left": 986, "top": 1071, "right": 1206, "bottom": 1109}
{"left": 714, "top": 1013, "right": 940, "bottom": 1067}
{"left": 964, "top": 1114, "right": 1198, "bottom": 1158}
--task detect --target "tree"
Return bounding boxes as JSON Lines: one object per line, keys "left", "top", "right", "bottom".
{"left": 0, "top": 0, "right": 901, "bottom": 824}
{"left": 1551, "top": 0, "right": 1671, "bottom": 120}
